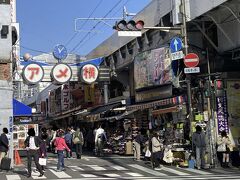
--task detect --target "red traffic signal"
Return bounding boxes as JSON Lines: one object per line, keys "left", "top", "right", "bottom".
{"left": 113, "top": 20, "right": 144, "bottom": 31}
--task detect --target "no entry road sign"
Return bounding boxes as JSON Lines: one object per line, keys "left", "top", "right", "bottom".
{"left": 184, "top": 53, "right": 199, "bottom": 68}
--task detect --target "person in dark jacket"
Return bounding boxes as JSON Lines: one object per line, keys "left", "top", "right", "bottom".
{"left": 24, "top": 128, "right": 44, "bottom": 178}
{"left": 39, "top": 133, "right": 48, "bottom": 171}
{"left": 64, "top": 128, "right": 73, "bottom": 158}
{"left": 192, "top": 125, "right": 206, "bottom": 169}
{"left": 0, "top": 127, "right": 9, "bottom": 166}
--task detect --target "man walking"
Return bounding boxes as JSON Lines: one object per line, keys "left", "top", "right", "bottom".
{"left": 95, "top": 125, "right": 107, "bottom": 156}
{"left": 24, "top": 128, "right": 44, "bottom": 178}
{"left": 192, "top": 125, "right": 206, "bottom": 169}
{"left": 0, "top": 127, "right": 9, "bottom": 166}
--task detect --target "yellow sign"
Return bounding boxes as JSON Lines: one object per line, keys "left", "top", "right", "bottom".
{"left": 195, "top": 114, "right": 203, "bottom": 121}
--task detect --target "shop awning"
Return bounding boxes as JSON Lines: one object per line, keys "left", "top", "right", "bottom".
{"left": 104, "top": 109, "right": 138, "bottom": 121}
{"left": 88, "top": 102, "right": 122, "bottom": 115}
{"left": 127, "top": 95, "right": 184, "bottom": 111}
{"left": 152, "top": 106, "right": 179, "bottom": 116}
{"left": 13, "top": 99, "right": 32, "bottom": 116}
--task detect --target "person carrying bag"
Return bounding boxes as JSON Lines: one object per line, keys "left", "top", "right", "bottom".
{"left": 73, "top": 128, "right": 84, "bottom": 159}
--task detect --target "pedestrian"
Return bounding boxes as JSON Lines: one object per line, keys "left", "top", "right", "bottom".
{"left": 0, "top": 127, "right": 9, "bottom": 166}
{"left": 73, "top": 128, "right": 84, "bottom": 159}
{"left": 151, "top": 131, "right": 163, "bottom": 170}
{"left": 39, "top": 133, "right": 48, "bottom": 172}
{"left": 65, "top": 128, "right": 73, "bottom": 158}
{"left": 95, "top": 125, "right": 107, "bottom": 156}
{"left": 86, "top": 128, "right": 94, "bottom": 151}
{"left": 217, "top": 130, "right": 232, "bottom": 168}
{"left": 54, "top": 129, "right": 70, "bottom": 171}
{"left": 192, "top": 125, "right": 206, "bottom": 169}
{"left": 133, "top": 131, "right": 144, "bottom": 161}
{"left": 50, "top": 128, "right": 57, "bottom": 153}
{"left": 24, "top": 128, "right": 44, "bottom": 178}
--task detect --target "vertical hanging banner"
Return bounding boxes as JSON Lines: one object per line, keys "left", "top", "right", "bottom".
{"left": 61, "top": 83, "right": 70, "bottom": 111}
{"left": 216, "top": 92, "right": 229, "bottom": 134}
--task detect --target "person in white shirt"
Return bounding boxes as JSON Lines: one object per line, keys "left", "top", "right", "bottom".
{"left": 95, "top": 125, "right": 107, "bottom": 156}
{"left": 24, "top": 128, "right": 44, "bottom": 178}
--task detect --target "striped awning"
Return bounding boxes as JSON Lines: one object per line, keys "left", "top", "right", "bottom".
{"left": 127, "top": 96, "right": 184, "bottom": 111}
{"left": 152, "top": 106, "right": 179, "bottom": 116}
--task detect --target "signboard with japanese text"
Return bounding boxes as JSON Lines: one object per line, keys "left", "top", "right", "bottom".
{"left": 61, "top": 83, "right": 70, "bottom": 111}
{"left": 12, "top": 123, "right": 38, "bottom": 150}
{"left": 170, "top": 50, "right": 184, "bottom": 61}
{"left": 184, "top": 67, "right": 200, "bottom": 74}
{"left": 84, "top": 84, "right": 95, "bottom": 103}
{"left": 81, "top": 64, "right": 99, "bottom": 84}
{"left": 216, "top": 92, "right": 229, "bottom": 134}
{"left": 134, "top": 47, "right": 173, "bottom": 90}
{"left": 22, "top": 63, "right": 44, "bottom": 84}
{"left": 48, "top": 90, "right": 56, "bottom": 115}
{"left": 227, "top": 80, "right": 240, "bottom": 139}
{"left": 18, "top": 57, "right": 104, "bottom": 83}
{"left": 51, "top": 63, "right": 72, "bottom": 84}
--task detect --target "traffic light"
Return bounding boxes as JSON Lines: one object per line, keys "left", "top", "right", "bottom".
{"left": 113, "top": 20, "right": 144, "bottom": 31}
{"left": 214, "top": 79, "right": 224, "bottom": 97}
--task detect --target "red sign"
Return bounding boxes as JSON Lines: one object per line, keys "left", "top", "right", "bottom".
{"left": 51, "top": 63, "right": 72, "bottom": 84}
{"left": 184, "top": 53, "right": 199, "bottom": 68}
{"left": 81, "top": 64, "right": 99, "bottom": 84}
{"left": 22, "top": 63, "right": 44, "bottom": 84}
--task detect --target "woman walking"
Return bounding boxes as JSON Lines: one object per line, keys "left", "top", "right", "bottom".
{"left": 24, "top": 128, "right": 44, "bottom": 178}
{"left": 217, "top": 131, "right": 232, "bottom": 168}
{"left": 54, "top": 129, "right": 71, "bottom": 171}
{"left": 151, "top": 131, "right": 163, "bottom": 170}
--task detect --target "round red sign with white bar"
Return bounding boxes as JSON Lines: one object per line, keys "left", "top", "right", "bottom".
{"left": 51, "top": 63, "right": 72, "bottom": 84}
{"left": 184, "top": 53, "right": 199, "bottom": 68}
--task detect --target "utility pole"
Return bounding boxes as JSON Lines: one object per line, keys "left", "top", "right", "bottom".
{"left": 180, "top": 0, "right": 194, "bottom": 145}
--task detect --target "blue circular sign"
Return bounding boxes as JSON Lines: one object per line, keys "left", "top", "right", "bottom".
{"left": 170, "top": 37, "right": 183, "bottom": 53}
{"left": 53, "top": 44, "right": 68, "bottom": 60}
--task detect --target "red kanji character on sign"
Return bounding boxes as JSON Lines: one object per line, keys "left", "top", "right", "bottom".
{"left": 89, "top": 67, "right": 95, "bottom": 78}
{"left": 83, "top": 67, "right": 95, "bottom": 79}
{"left": 56, "top": 68, "right": 68, "bottom": 78}
{"left": 27, "top": 67, "right": 40, "bottom": 80}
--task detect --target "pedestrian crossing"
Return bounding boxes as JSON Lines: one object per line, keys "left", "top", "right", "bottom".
{"left": 2, "top": 163, "right": 240, "bottom": 180}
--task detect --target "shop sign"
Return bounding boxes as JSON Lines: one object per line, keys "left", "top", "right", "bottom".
{"left": 216, "top": 92, "right": 229, "bottom": 134}
{"left": 134, "top": 47, "right": 173, "bottom": 90}
{"left": 51, "top": 63, "right": 72, "bottom": 84}
{"left": 81, "top": 64, "right": 99, "bottom": 84}
{"left": 22, "top": 63, "right": 44, "bottom": 84}
{"left": 61, "top": 83, "right": 70, "bottom": 111}
{"left": 135, "top": 84, "right": 172, "bottom": 102}
{"left": 48, "top": 90, "right": 56, "bottom": 114}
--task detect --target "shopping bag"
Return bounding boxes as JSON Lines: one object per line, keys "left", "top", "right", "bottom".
{"left": 39, "top": 158, "right": 47, "bottom": 166}
{"left": 145, "top": 149, "right": 151, "bottom": 157}
{"left": 73, "top": 137, "right": 80, "bottom": 144}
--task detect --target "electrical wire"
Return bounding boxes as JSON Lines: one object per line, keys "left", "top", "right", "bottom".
{"left": 70, "top": 0, "right": 124, "bottom": 53}
{"left": 75, "top": 0, "right": 130, "bottom": 53}
{"left": 65, "top": 0, "right": 104, "bottom": 47}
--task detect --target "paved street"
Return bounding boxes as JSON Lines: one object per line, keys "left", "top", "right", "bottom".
{"left": 1, "top": 154, "right": 240, "bottom": 180}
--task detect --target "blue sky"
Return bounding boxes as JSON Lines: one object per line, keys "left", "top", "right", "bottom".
{"left": 16, "top": 0, "right": 151, "bottom": 57}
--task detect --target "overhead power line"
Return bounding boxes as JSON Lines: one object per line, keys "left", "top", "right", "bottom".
{"left": 70, "top": 0, "right": 124, "bottom": 53}
{"left": 75, "top": 0, "right": 130, "bottom": 52}
{"left": 65, "top": 0, "right": 104, "bottom": 47}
